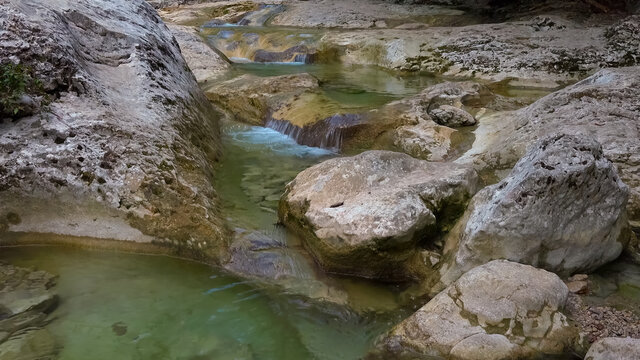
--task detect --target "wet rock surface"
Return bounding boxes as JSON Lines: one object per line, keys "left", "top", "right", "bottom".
{"left": 372, "top": 260, "right": 576, "bottom": 360}
{"left": 204, "top": 73, "right": 320, "bottom": 126}
{"left": 0, "top": 0, "right": 228, "bottom": 260}
{"left": 0, "top": 262, "right": 58, "bottom": 359}
{"left": 434, "top": 134, "right": 630, "bottom": 292}
{"left": 279, "top": 150, "right": 480, "bottom": 281}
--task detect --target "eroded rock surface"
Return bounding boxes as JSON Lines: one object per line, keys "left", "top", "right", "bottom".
{"left": 585, "top": 337, "right": 640, "bottom": 360}
{"left": 0, "top": 0, "right": 228, "bottom": 260}
{"left": 279, "top": 150, "right": 480, "bottom": 281}
{"left": 204, "top": 73, "right": 320, "bottom": 126}
{"left": 460, "top": 67, "right": 640, "bottom": 226}
{"left": 434, "top": 134, "right": 629, "bottom": 292}
{"left": 373, "top": 260, "right": 576, "bottom": 360}
{"left": 167, "top": 24, "right": 230, "bottom": 82}
{"left": 321, "top": 15, "right": 640, "bottom": 88}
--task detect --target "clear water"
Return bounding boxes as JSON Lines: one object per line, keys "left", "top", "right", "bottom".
{"left": 1, "top": 246, "right": 404, "bottom": 360}
{"left": 230, "top": 62, "right": 439, "bottom": 112}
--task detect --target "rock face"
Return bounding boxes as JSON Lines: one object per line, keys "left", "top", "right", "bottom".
{"left": 321, "top": 15, "right": 640, "bottom": 88}
{"left": 374, "top": 260, "right": 576, "bottom": 360}
{"left": 585, "top": 338, "right": 640, "bottom": 360}
{"left": 0, "top": 0, "right": 228, "bottom": 260}
{"left": 435, "top": 134, "right": 629, "bottom": 292}
{"left": 460, "top": 67, "right": 640, "bottom": 226}
{"left": 167, "top": 24, "right": 230, "bottom": 82}
{"left": 0, "top": 263, "right": 59, "bottom": 359}
{"left": 204, "top": 73, "right": 320, "bottom": 126}
{"left": 279, "top": 150, "right": 480, "bottom": 281}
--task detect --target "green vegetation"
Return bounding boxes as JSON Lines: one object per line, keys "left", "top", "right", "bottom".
{"left": 0, "top": 63, "right": 47, "bottom": 118}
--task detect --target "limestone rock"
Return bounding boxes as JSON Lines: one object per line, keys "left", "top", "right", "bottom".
{"left": 204, "top": 73, "right": 320, "bottom": 126}
{"left": 279, "top": 150, "right": 480, "bottom": 281}
{"left": 373, "top": 260, "right": 576, "bottom": 360}
{"left": 460, "top": 67, "right": 640, "bottom": 227}
{"left": 167, "top": 24, "right": 230, "bottom": 82}
{"left": 429, "top": 105, "right": 476, "bottom": 127}
{"left": 0, "top": 0, "right": 227, "bottom": 259}
{"left": 436, "top": 134, "right": 629, "bottom": 291}
{"left": 320, "top": 16, "right": 640, "bottom": 87}
{"left": 585, "top": 337, "right": 640, "bottom": 360}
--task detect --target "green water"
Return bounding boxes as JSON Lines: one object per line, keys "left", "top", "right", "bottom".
{"left": 1, "top": 246, "right": 404, "bottom": 360}
{"left": 232, "top": 62, "right": 439, "bottom": 111}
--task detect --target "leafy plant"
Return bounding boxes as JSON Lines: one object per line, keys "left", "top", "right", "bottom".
{"left": 0, "top": 63, "right": 48, "bottom": 118}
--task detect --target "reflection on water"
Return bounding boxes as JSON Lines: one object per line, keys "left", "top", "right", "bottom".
{"left": 0, "top": 246, "right": 401, "bottom": 360}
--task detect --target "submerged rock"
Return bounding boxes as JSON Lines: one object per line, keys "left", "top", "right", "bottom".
{"left": 373, "top": 260, "right": 576, "bottom": 360}
{"left": 224, "top": 231, "right": 349, "bottom": 309}
{"left": 0, "top": 0, "right": 228, "bottom": 260}
{"left": 254, "top": 45, "right": 315, "bottom": 64}
{"left": 585, "top": 337, "right": 640, "bottom": 360}
{"left": 434, "top": 134, "right": 629, "bottom": 292}
{"left": 0, "top": 263, "right": 59, "bottom": 360}
{"left": 279, "top": 150, "right": 480, "bottom": 281}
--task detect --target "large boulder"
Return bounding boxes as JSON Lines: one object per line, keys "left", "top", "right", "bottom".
{"left": 434, "top": 134, "right": 629, "bottom": 292}
{"left": 585, "top": 338, "right": 640, "bottom": 360}
{"left": 459, "top": 66, "right": 640, "bottom": 228}
{"left": 373, "top": 260, "right": 576, "bottom": 360}
{"left": 0, "top": 0, "right": 228, "bottom": 260}
{"left": 279, "top": 150, "right": 480, "bottom": 281}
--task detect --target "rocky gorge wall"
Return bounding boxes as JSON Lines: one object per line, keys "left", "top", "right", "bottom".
{"left": 0, "top": 0, "right": 229, "bottom": 262}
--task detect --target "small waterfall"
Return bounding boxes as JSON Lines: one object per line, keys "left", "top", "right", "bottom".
{"left": 236, "top": 4, "right": 285, "bottom": 26}
{"left": 266, "top": 114, "right": 365, "bottom": 150}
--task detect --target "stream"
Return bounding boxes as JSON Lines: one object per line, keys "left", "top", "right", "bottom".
{"left": 1, "top": 5, "right": 639, "bottom": 360}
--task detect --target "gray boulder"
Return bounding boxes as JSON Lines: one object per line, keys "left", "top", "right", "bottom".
{"left": 373, "top": 260, "right": 576, "bottom": 360}
{"left": 460, "top": 67, "right": 640, "bottom": 228}
{"left": 435, "top": 134, "right": 630, "bottom": 292}
{"left": 585, "top": 337, "right": 640, "bottom": 360}
{"left": 279, "top": 150, "right": 480, "bottom": 281}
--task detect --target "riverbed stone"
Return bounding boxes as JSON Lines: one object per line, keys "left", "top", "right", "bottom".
{"left": 585, "top": 337, "right": 640, "bottom": 360}
{"left": 0, "top": 263, "right": 57, "bottom": 317}
{"left": 204, "top": 73, "right": 320, "bottom": 126}
{"left": 434, "top": 134, "right": 630, "bottom": 292}
{"left": 224, "top": 231, "right": 349, "bottom": 308}
{"left": 373, "top": 260, "right": 576, "bottom": 360}
{"left": 279, "top": 150, "right": 480, "bottom": 281}
{"left": 0, "top": 263, "right": 58, "bottom": 359}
